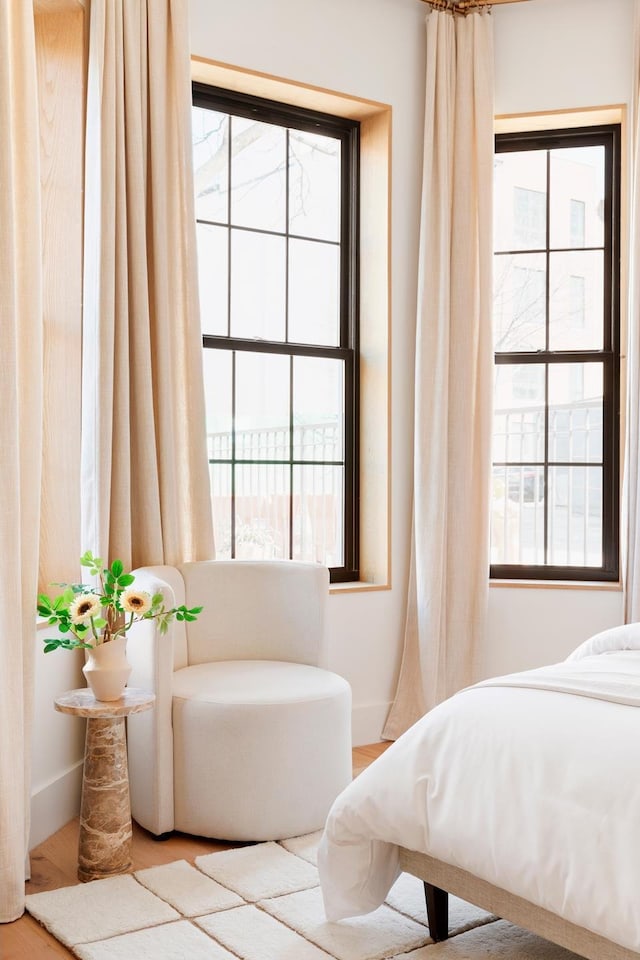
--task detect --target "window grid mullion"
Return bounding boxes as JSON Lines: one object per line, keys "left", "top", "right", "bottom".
{"left": 227, "top": 115, "right": 233, "bottom": 339}
{"left": 289, "top": 356, "right": 294, "bottom": 561}
{"left": 231, "top": 351, "right": 237, "bottom": 559}
{"left": 285, "top": 131, "right": 293, "bottom": 561}
{"left": 543, "top": 148, "right": 550, "bottom": 565}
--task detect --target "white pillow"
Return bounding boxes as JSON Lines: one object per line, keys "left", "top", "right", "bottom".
{"left": 566, "top": 621, "right": 640, "bottom": 661}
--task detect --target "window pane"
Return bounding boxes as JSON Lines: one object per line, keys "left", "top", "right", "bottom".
{"left": 235, "top": 463, "right": 290, "bottom": 559}
{"left": 549, "top": 363, "right": 603, "bottom": 464}
{"left": 193, "top": 107, "right": 228, "bottom": 224}
{"left": 209, "top": 464, "right": 232, "bottom": 559}
{"left": 549, "top": 466, "right": 602, "bottom": 567}
{"left": 293, "top": 465, "right": 344, "bottom": 566}
{"left": 550, "top": 145, "right": 604, "bottom": 249}
{"left": 491, "top": 465, "right": 545, "bottom": 565}
{"left": 494, "top": 151, "right": 547, "bottom": 252}
{"left": 549, "top": 250, "right": 603, "bottom": 349}
{"left": 197, "top": 223, "right": 228, "bottom": 335}
{"left": 230, "top": 117, "right": 286, "bottom": 232}
{"left": 293, "top": 356, "right": 343, "bottom": 461}
{"left": 230, "top": 230, "right": 286, "bottom": 340}
{"left": 493, "top": 364, "right": 545, "bottom": 463}
{"left": 493, "top": 253, "right": 546, "bottom": 351}
{"left": 235, "top": 352, "right": 289, "bottom": 460}
{"left": 289, "top": 129, "right": 341, "bottom": 242}
{"left": 203, "top": 349, "right": 232, "bottom": 457}
{"left": 288, "top": 239, "right": 339, "bottom": 346}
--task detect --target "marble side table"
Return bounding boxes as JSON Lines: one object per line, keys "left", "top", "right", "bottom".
{"left": 54, "top": 687, "right": 155, "bottom": 882}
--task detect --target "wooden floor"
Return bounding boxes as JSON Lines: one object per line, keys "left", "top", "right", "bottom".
{"left": 2, "top": 741, "right": 391, "bottom": 960}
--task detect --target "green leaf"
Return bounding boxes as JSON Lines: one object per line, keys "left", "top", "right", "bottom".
{"left": 110, "top": 559, "right": 124, "bottom": 578}
{"left": 117, "top": 573, "right": 135, "bottom": 587}
{"left": 93, "top": 617, "right": 107, "bottom": 629}
{"left": 43, "top": 641, "right": 58, "bottom": 652}
{"left": 80, "top": 551, "right": 102, "bottom": 571}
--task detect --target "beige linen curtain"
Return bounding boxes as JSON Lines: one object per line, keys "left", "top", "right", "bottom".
{"left": 82, "top": 0, "right": 214, "bottom": 568}
{"left": 384, "top": 7, "right": 494, "bottom": 738}
{"left": 0, "top": 1, "right": 42, "bottom": 922}
{"left": 623, "top": 1, "right": 640, "bottom": 620}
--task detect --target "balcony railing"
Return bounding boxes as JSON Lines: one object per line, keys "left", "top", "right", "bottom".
{"left": 492, "top": 399, "right": 603, "bottom": 567}
{"left": 207, "top": 421, "right": 343, "bottom": 565}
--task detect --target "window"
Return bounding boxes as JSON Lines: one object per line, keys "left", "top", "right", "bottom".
{"left": 192, "top": 84, "right": 359, "bottom": 582}
{"left": 491, "top": 125, "right": 620, "bottom": 581}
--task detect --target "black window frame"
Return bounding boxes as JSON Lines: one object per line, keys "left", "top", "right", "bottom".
{"left": 192, "top": 82, "right": 360, "bottom": 583}
{"left": 491, "top": 124, "right": 621, "bottom": 582}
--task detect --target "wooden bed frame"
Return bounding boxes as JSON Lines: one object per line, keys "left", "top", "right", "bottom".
{"left": 399, "top": 847, "right": 639, "bottom": 960}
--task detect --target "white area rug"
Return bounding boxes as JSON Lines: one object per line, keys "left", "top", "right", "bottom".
{"left": 26, "top": 836, "right": 582, "bottom": 959}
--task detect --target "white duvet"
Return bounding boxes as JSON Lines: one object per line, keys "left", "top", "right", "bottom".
{"left": 318, "top": 623, "right": 640, "bottom": 953}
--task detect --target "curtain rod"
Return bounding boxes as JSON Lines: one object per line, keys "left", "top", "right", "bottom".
{"left": 421, "top": 0, "right": 530, "bottom": 9}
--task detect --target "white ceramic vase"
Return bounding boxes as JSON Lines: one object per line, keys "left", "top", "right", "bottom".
{"left": 82, "top": 635, "right": 131, "bottom": 701}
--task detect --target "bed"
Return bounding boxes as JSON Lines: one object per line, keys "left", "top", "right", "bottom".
{"left": 318, "top": 624, "right": 640, "bottom": 959}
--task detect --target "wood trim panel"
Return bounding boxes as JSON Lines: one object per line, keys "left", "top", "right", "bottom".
{"left": 34, "top": 0, "right": 84, "bottom": 12}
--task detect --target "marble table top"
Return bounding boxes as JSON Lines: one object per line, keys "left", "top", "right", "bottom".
{"left": 54, "top": 687, "right": 155, "bottom": 718}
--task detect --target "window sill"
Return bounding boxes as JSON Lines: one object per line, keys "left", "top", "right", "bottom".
{"left": 330, "top": 580, "right": 390, "bottom": 595}
{"left": 490, "top": 578, "right": 622, "bottom": 591}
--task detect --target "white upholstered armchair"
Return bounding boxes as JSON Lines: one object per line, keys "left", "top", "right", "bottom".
{"left": 126, "top": 560, "right": 352, "bottom": 841}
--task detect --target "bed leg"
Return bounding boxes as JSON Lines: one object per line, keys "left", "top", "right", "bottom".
{"left": 424, "top": 882, "right": 449, "bottom": 942}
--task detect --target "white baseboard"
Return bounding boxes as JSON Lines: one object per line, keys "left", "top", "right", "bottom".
{"left": 29, "top": 761, "right": 83, "bottom": 850}
{"left": 351, "top": 701, "right": 392, "bottom": 747}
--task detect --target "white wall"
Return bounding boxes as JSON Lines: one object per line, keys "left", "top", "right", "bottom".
{"left": 493, "top": 0, "right": 634, "bottom": 117}
{"left": 30, "top": 625, "right": 85, "bottom": 849}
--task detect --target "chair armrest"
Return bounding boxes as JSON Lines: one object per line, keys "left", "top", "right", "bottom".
{"left": 126, "top": 567, "right": 179, "bottom": 836}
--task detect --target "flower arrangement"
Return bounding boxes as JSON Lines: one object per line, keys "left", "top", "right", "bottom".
{"left": 38, "top": 551, "right": 202, "bottom": 652}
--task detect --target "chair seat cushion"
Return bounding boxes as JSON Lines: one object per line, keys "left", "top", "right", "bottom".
{"left": 170, "top": 659, "right": 352, "bottom": 841}
{"left": 173, "top": 659, "right": 348, "bottom": 705}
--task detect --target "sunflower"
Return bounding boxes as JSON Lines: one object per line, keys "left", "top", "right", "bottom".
{"left": 69, "top": 593, "right": 102, "bottom": 624}
{"left": 120, "top": 588, "right": 151, "bottom": 616}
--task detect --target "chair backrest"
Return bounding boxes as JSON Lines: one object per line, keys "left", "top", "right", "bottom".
{"left": 129, "top": 564, "right": 190, "bottom": 670}
{"left": 178, "top": 560, "right": 329, "bottom": 667}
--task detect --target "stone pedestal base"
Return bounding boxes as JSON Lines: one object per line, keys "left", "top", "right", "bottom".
{"left": 78, "top": 717, "right": 132, "bottom": 882}
{"left": 54, "top": 687, "right": 155, "bottom": 883}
